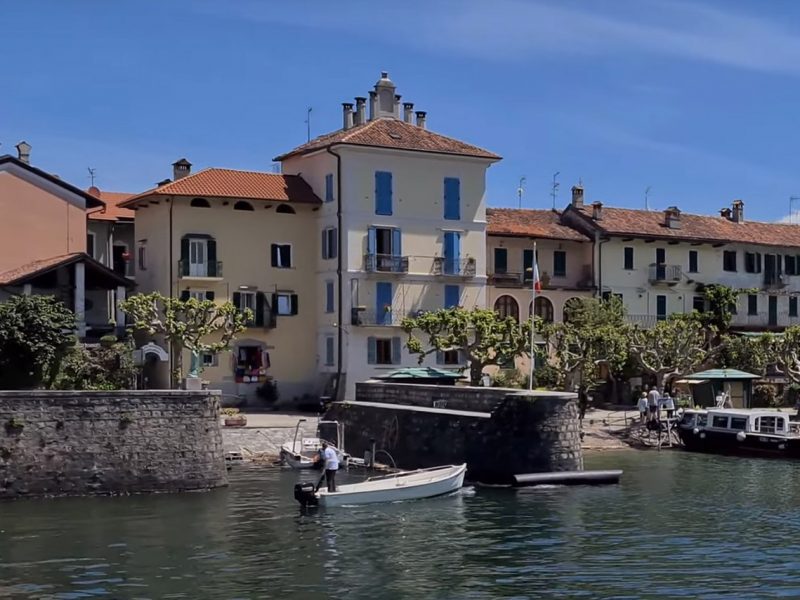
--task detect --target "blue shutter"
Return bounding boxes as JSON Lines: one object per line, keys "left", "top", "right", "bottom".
{"left": 444, "top": 284, "right": 460, "bottom": 309}
{"left": 325, "top": 336, "right": 335, "bottom": 365}
{"left": 321, "top": 229, "right": 328, "bottom": 260}
{"left": 444, "top": 177, "right": 460, "bottom": 220}
{"left": 444, "top": 232, "right": 461, "bottom": 275}
{"left": 332, "top": 228, "right": 338, "bottom": 260}
{"left": 392, "top": 228, "right": 402, "bottom": 257}
{"left": 375, "top": 171, "right": 392, "bottom": 216}
{"left": 367, "top": 337, "right": 377, "bottom": 364}
{"left": 391, "top": 337, "right": 402, "bottom": 365}
{"left": 325, "top": 173, "right": 334, "bottom": 202}
{"left": 435, "top": 351, "right": 444, "bottom": 365}
{"left": 367, "top": 227, "right": 377, "bottom": 255}
{"left": 326, "top": 281, "right": 334, "bottom": 313}
{"left": 376, "top": 282, "right": 392, "bottom": 325}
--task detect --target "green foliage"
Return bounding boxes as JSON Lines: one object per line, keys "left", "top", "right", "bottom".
{"left": 401, "top": 307, "right": 536, "bottom": 386}
{"left": 54, "top": 338, "right": 137, "bottom": 390}
{"left": 694, "top": 284, "right": 741, "bottom": 333}
{"left": 629, "top": 317, "right": 715, "bottom": 389}
{"left": 121, "top": 292, "right": 250, "bottom": 382}
{"left": 773, "top": 326, "right": 800, "bottom": 385}
{"left": 718, "top": 334, "right": 773, "bottom": 377}
{"left": 752, "top": 384, "right": 780, "bottom": 408}
{"left": 491, "top": 369, "right": 526, "bottom": 389}
{"left": 0, "top": 295, "right": 76, "bottom": 389}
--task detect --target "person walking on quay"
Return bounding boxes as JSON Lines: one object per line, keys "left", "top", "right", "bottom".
{"left": 661, "top": 391, "right": 675, "bottom": 420}
{"left": 647, "top": 386, "right": 661, "bottom": 422}
{"left": 317, "top": 442, "right": 339, "bottom": 493}
{"left": 637, "top": 392, "right": 648, "bottom": 425}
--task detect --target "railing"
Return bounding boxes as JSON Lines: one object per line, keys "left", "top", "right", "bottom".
{"left": 764, "top": 272, "right": 786, "bottom": 288}
{"left": 488, "top": 272, "right": 524, "bottom": 287}
{"left": 351, "top": 307, "right": 408, "bottom": 326}
{"left": 732, "top": 311, "right": 796, "bottom": 328}
{"left": 625, "top": 314, "right": 660, "bottom": 329}
{"left": 177, "top": 260, "right": 223, "bottom": 278}
{"left": 364, "top": 254, "right": 409, "bottom": 274}
{"left": 648, "top": 264, "right": 682, "bottom": 284}
{"left": 432, "top": 257, "right": 476, "bottom": 277}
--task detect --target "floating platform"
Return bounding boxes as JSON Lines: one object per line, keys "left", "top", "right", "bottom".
{"left": 512, "top": 470, "right": 622, "bottom": 487}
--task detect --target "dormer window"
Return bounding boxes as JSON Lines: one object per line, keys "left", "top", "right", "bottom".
{"left": 190, "top": 197, "right": 210, "bottom": 208}
{"left": 276, "top": 204, "right": 295, "bottom": 214}
{"left": 234, "top": 201, "right": 254, "bottom": 211}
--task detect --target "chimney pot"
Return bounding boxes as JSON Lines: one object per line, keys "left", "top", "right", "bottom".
{"left": 732, "top": 199, "right": 744, "bottom": 223}
{"left": 720, "top": 207, "right": 732, "bottom": 219}
{"left": 15, "top": 141, "right": 31, "bottom": 164}
{"left": 172, "top": 158, "right": 192, "bottom": 181}
{"left": 571, "top": 185, "right": 584, "bottom": 208}
{"left": 342, "top": 102, "right": 354, "bottom": 130}
{"left": 592, "top": 201, "right": 603, "bottom": 220}
{"left": 403, "top": 102, "right": 414, "bottom": 123}
{"left": 368, "top": 91, "right": 377, "bottom": 121}
{"left": 415, "top": 111, "right": 427, "bottom": 129}
{"left": 664, "top": 206, "right": 682, "bottom": 229}
{"left": 394, "top": 94, "right": 402, "bottom": 119}
{"left": 354, "top": 97, "right": 366, "bottom": 125}
{"left": 157, "top": 178, "right": 172, "bottom": 187}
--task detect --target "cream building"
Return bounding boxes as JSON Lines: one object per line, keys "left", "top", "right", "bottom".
{"left": 120, "top": 161, "right": 322, "bottom": 399}
{"left": 275, "top": 72, "right": 501, "bottom": 400}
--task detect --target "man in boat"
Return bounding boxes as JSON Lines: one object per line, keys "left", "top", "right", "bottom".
{"left": 316, "top": 442, "right": 339, "bottom": 493}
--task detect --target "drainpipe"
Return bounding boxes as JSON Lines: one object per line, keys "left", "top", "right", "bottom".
{"left": 326, "top": 146, "right": 344, "bottom": 401}
{"left": 168, "top": 195, "right": 174, "bottom": 388}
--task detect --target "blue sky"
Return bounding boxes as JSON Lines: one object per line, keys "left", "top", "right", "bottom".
{"left": 3, "top": 0, "right": 800, "bottom": 221}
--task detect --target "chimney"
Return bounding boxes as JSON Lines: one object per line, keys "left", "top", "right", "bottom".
{"left": 732, "top": 199, "right": 744, "bottom": 223}
{"left": 172, "top": 158, "right": 192, "bottom": 180}
{"left": 354, "top": 97, "right": 366, "bottom": 125}
{"left": 592, "top": 201, "right": 603, "bottom": 221}
{"left": 368, "top": 91, "right": 377, "bottom": 121}
{"left": 157, "top": 178, "right": 172, "bottom": 187}
{"left": 15, "top": 141, "right": 31, "bottom": 164}
{"left": 342, "top": 102, "right": 354, "bottom": 130}
{"left": 403, "top": 102, "right": 414, "bottom": 123}
{"left": 720, "top": 207, "right": 732, "bottom": 220}
{"left": 415, "top": 111, "right": 427, "bottom": 129}
{"left": 571, "top": 184, "right": 584, "bottom": 208}
{"left": 394, "top": 94, "right": 402, "bottom": 118}
{"left": 664, "top": 206, "right": 682, "bottom": 229}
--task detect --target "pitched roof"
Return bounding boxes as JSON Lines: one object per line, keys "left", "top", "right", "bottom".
{"left": 274, "top": 117, "right": 501, "bottom": 161}
{"left": 487, "top": 208, "right": 591, "bottom": 241}
{"left": 120, "top": 168, "right": 320, "bottom": 207}
{"left": 0, "top": 155, "right": 103, "bottom": 208}
{"left": 573, "top": 205, "right": 800, "bottom": 248}
{"left": 87, "top": 188, "right": 135, "bottom": 221}
{"left": 0, "top": 253, "right": 133, "bottom": 288}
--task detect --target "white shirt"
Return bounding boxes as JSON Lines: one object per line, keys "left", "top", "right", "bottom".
{"left": 647, "top": 389, "right": 660, "bottom": 407}
{"left": 323, "top": 447, "right": 339, "bottom": 471}
{"left": 661, "top": 395, "right": 675, "bottom": 410}
{"left": 637, "top": 396, "right": 648, "bottom": 411}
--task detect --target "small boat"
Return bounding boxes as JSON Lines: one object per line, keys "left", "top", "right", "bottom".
{"left": 293, "top": 463, "right": 467, "bottom": 507}
{"left": 677, "top": 408, "right": 800, "bottom": 459}
{"left": 279, "top": 419, "right": 348, "bottom": 470}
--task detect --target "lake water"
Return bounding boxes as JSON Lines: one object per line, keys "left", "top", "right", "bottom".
{"left": 3, "top": 451, "right": 800, "bottom": 599}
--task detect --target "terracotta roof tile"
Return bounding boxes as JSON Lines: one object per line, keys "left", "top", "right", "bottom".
{"left": 274, "top": 118, "right": 500, "bottom": 161}
{"left": 121, "top": 168, "right": 321, "bottom": 206}
{"left": 574, "top": 206, "right": 800, "bottom": 248}
{"left": 87, "top": 188, "right": 135, "bottom": 221}
{"left": 0, "top": 253, "right": 133, "bottom": 287}
{"left": 487, "top": 208, "right": 591, "bottom": 241}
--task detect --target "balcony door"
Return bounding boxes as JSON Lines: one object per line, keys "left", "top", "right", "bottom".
{"left": 368, "top": 227, "right": 401, "bottom": 272}
{"left": 769, "top": 296, "right": 778, "bottom": 327}
{"left": 189, "top": 239, "right": 207, "bottom": 277}
{"left": 765, "top": 254, "right": 777, "bottom": 285}
{"left": 655, "top": 248, "right": 666, "bottom": 281}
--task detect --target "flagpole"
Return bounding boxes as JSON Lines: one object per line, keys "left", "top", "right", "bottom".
{"left": 529, "top": 241, "right": 537, "bottom": 391}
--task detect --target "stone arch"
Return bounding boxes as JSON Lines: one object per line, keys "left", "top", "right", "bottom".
{"left": 493, "top": 295, "right": 519, "bottom": 321}
{"left": 529, "top": 296, "right": 554, "bottom": 323}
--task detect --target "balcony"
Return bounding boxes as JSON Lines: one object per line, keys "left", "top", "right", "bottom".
{"left": 488, "top": 272, "right": 524, "bottom": 288}
{"left": 648, "top": 264, "right": 682, "bottom": 285}
{"left": 351, "top": 307, "right": 408, "bottom": 327}
{"left": 625, "top": 314, "right": 661, "bottom": 329}
{"left": 432, "top": 257, "right": 476, "bottom": 277}
{"left": 764, "top": 272, "right": 787, "bottom": 289}
{"left": 733, "top": 311, "right": 796, "bottom": 329}
{"left": 364, "top": 254, "right": 409, "bottom": 274}
{"left": 177, "top": 260, "right": 223, "bottom": 280}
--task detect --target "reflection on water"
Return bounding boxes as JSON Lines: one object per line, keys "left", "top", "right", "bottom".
{"left": 3, "top": 452, "right": 800, "bottom": 598}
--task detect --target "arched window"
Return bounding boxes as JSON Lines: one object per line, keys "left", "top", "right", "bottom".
{"left": 563, "top": 297, "right": 584, "bottom": 323}
{"left": 530, "top": 296, "right": 554, "bottom": 323}
{"left": 276, "top": 204, "right": 295, "bottom": 214}
{"left": 494, "top": 295, "right": 519, "bottom": 321}
{"left": 190, "top": 197, "right": 210, "bottom": 208}
{"left": 234, "top": 201, "right": 254, "bottom": 211}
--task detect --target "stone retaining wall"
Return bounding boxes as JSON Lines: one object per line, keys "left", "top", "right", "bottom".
{"left": 355, "top": 382, "right": 512, "bottom": 413}
{"left": 0, "top": 390, "right": 227, "bottom": 499}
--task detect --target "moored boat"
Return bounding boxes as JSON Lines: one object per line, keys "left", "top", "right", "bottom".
{"left": 279, "top": 419, "right": 349, "bottom": 470}
{"left": 677, "top": 408, "right": 800, "bottom": 459}
{"left": 294, "top": 463, "right": 467, "bottom": 507}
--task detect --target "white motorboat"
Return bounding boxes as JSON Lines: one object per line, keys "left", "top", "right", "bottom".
{"left": 279, "top": 419, "right": 348, "bottom": 470}
{"left": 293, "top": 463, "right": 467, "bottom": 507}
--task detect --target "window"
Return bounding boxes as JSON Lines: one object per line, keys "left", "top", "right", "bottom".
{"left": 113, "top": 244, "right": 129, "bottom": 277}
{"left": 368, "top": 336, "right": 401, "bottom": 365}
{"left": 494, "top": 295, "right": 519, "bottom": 321}
{"left": 324, "top": 335, "right": 335, "bottom": 366}
{"left": 723, "top": 250, "right": 737, "bottom": 272}
{"left": 235, "top": 291, "right": 256, "bottom": 313}
{"left": 553, "top": 251, "right": 567, "bottom": 278}
{"left": 756, "top": 416, "right": 784, "bottom": 434}
{"left": 444, "top": 285, "right": 460, "bottom": 309}
{"left": 322, "top": 227, "right": 338, "bottom": 260}
{"left": 745, "top": 252, "right": 756, "bottom": 273}
{"left": 181, "top": 290, "right": 214, "bottom": 302}
{"left": 712, "top": 416, "right": 729, "bottom": 429}
{"left": 201, "top": 352, "right": 217, "bottom": 367}
{"left": 623, "top": 247, "right": 634, "bottom": 270}
{"left": 730, "top": 417, "right": 747, "bottom": 431}
{"left": 325, "top": 173, "right": 334, "bottom": 203}
{"left": 275, "top": 292, "right": 298, "bottom": 316}
{"left": 748, "top": 294, "right": 758, "bottom": 315}
{"left": 137, "top": 245, "right": 147, "bottom": 270}
{"left": 86, "top": 233, "right": 96, "bottom": 259}
{"left": 375, "top": 171, "right": 393, "bottom": 216}
{"left": 439, "top": 349, "right": 461, "bottom": 366}
{"left": 494, "top": 248, "right": 508, "bottom": 274}
{"left": 234, "top": 201, "right": 254, "bottom": 211}
{"left": 190, "top": 197, "right": 210, "bottom": 208}
{"left": 189, "top": 290, "right": 206, "bottom": 301}
{"left": 271, "top": 244, "right": 292, "bottom": 268}
{"left": 787, "top": 255, "right": 797, "bottom": 276}
{"left": 523, "top": 249, "right": 535, "bottom": 281}
{"left": 443, "top": 231, "right": 461, "bottom": 275}
{"left": 532, "top": 296, "right": 554, "bottom": 323}
{"left": 181, "top": 236, "right": 218, "bottom": 277}
{"left": 656, "top": 295, "right": 667, "bottom": 320}
{"left": 367, "top": 227, "right": 403, "bottom": 272}
{"left": 444, "top": 177, "right": 460, "bottom": 220}
{"left": 790, "top": 297, "right": 798, "bottom": 318}
{"left": 276, "top": 204, "right": 295, "bottom": 214}
{"left": 325, "top": 281, "right": 335, "bottom": 313}
{"left": 376, "top": 282, "right": 393, "bottom": 324}
{"left": 688, "top": 250, "right": 698, "bottom": 273}
{"left": 692, "top": 296, "right": 705, "bottom": 313}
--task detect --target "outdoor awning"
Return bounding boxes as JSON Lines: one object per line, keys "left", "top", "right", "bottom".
{"left": 675, "top": 379, "right": 708, "bottom": 385}
{"left": 682, "top": 368, "right": 760, "bottom": 381}
{"left": 374, "top": 367, "right": 466, "bottom": 380}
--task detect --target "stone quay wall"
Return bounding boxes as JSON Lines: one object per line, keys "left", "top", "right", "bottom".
{"left": 0, "top": 390, "right": 228, "bottom": 499}
{"left": 326, "top": 383, "right": 582, "bottom": 483}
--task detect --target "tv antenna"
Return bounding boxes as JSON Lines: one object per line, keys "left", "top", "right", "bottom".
{"left": 645, "top": 186, "right": 652, "bottom": 211}
{"left": 87, "top": 167, "right": 97, "bottom": 187}
{"left": 517, "top": 177, "right": 526, "bottom": 209}
{"left": 305, "top": 107, "right": 313, "bottom": 142}
{"left": 550, "top": 171, "right": 560, "bottom": 209}
{"left": 791, "top": 196, "right": 800, "bottom": 224}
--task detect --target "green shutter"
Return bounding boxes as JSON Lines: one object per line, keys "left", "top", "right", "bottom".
{"left": 271, "top": 245, "right": 278, "bottom": 267}
{"left": 290, "top": 293, "right": 299, "bottom": 315}
{"left": 180, "top": 290, "right": 190, "bottom": 301}
{"left": 205, "top": 291, "right": 215, "bottom": 301}
{"left": 232, "top": 292, "right": 241, "bottom": 312}
{"left": 206, "top": 239, "right": 217, "bottom": 276}
{"left": 255, "top": 292, "right": 265, "bottom": 326}
{"left": 181, "top": 238, "right": 190, "bottom": 276}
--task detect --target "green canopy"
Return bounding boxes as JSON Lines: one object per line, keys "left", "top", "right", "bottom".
{"left": 375, "top": 367, "right": 465, "bottom": 380}
{"left": 683, "top": 368, "right": 761, "bottom": 380}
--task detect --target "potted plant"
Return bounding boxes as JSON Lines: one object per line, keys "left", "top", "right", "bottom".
{"left": 222, "top": 407, "right": 247, "bottom": 427}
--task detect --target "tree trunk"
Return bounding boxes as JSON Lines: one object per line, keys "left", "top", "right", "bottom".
{"left": 469, "top": 361, "right": 483, "bottom": 386}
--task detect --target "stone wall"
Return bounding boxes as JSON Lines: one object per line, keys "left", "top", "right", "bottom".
{"left": 0, "top": 390, "right": 227, "bottom": 499}
{"left": 355, "top": 382, "right": 513, "bottom": 413}
{"left": 325, "top": 383, "right": 582, "bottom": 483}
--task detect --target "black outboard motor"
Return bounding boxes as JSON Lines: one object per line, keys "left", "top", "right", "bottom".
{"left": 294, "top": 482, "right": 319, "bottom": 507}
